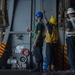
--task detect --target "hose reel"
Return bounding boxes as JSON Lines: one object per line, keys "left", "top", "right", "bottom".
{"left": 21, "top": 48, "right": 30, "bottom": 56}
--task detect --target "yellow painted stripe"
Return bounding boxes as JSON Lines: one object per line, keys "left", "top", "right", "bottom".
{"left": 0, "top": 49, "right": 4, "bottom": 52}
{"left": 1, "top": 44, "right": 6, "bottom": 48}
{"left": 1, "top": 45, "right": 5, "bottom": 49}
{"left": 64, "top": 48, "right": 67, "bottom": 50}
{"left": 0, "top": 53, "right": 2, "bottom": 56}
{"left": 0, "top": 50, "right": 3, "bottom": 53}
{"left": 64, "top": 51, "right": 67, "bottom": 55}
{"left": 64, "top": 50, "right": 67, "bottom": 52}
{"left": 0, "top": 47, "right": 4, "bottom": 51}
{"left": 64, "top": 56, "right": 68, "bottom": 60}
{"left": 64, "top": 60, "right": 69, "bottom": 64}
{"left": 64, "top": 57, "right": 69, "bottom": 61}
{"left": 0, "top": 52, "right": 3, "bottom": 54}
{"left": 2, "top": 43, "right": 6, "bottom": 46}
{"left": 64, "top": 61, "right": 69, "bottom": 64}
{"left": 64, "top": 46, "right": 67, "bottom": 50}
{"left": 64, "top": 45, "right": 70, "bottom": 69}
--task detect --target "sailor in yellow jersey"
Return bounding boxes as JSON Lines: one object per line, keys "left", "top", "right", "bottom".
{"left": 42, "top": 10, "right": 58, "bottom": 72}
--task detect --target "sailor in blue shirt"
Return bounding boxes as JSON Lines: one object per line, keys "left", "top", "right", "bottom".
{"left": 66, "top": 8, "right": 75, "bottom": 72}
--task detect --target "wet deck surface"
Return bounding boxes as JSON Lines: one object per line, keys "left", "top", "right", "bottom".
{"left": 0, "top": 70, "right": 75, "bottom": 75}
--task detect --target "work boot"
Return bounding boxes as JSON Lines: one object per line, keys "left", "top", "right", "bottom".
{"left": 47, "top": 65, "right": 51, "bottom": 72}
{"left": 31, "top": 63, "right": 40, "bottom": 72}
{"left": 53, "top": 66, "right": 58, "bottom": 72}
{"left": 40, "top": 63, "right": 43, "bottom": 72}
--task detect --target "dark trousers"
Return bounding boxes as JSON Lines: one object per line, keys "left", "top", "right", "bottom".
{"left": 66, "top": 36, "right": 75, "bottom": 68}
{"left": 33, "top": 45, "right": 43, "bottom": 71}
{"left": 33, "top": 45, "right": 43, "bottom": 63}
{"left": 46, "top": 43, "right": 58, "bottom": 68}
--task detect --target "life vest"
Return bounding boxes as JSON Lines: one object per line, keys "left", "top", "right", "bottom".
{"left": 45, "top": 25, "right": 58, "bottom": 43}
{"left": 66, "top": 17, "right": 75, "bottom": 37}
